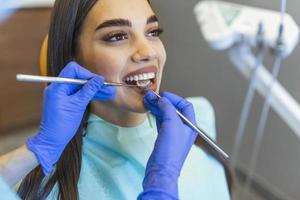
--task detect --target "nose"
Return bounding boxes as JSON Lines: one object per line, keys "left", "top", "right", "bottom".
{"left": 131, "top": 38, "right": 157, "bottom": 63}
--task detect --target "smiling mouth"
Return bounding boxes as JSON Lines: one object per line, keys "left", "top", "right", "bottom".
{"left": 123, "top": 66, "right": 158, "bottom": 91}
{"left": 124, "top": 72, "right": 156, "bottom": 89}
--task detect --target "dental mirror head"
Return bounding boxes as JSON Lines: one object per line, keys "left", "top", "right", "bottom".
{"left": 136, "top": 79, "right": 152, "bottom": 90}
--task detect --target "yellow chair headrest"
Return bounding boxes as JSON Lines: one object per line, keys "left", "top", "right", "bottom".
{"left": 40, "top": 35, "right": 48, "bottom": 76}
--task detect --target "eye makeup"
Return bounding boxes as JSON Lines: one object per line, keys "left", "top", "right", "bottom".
{"left": 102, "top": 31, "right": 128, "bottom": 42}
{"left": 101, "top": 28, "right": 164, "bottom": 43}
{"left": 147, "top": 28, "right": 164, "bottom": 37}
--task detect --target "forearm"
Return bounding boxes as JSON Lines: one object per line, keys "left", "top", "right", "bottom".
{"left": 0, "top": 144, "right": 39, "bottom": 187}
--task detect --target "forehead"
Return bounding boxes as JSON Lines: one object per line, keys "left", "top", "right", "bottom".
{"left": 86, "top": 0, "right": 155, "bottom": 27}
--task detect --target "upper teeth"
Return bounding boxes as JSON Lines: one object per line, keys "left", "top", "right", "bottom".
{"left": 126, "top": 72, "right": 156, "bottom": 82}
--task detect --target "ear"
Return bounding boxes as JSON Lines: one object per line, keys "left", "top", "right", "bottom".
{"left": 40, "top": 35, "right": 48, "bottom": 76}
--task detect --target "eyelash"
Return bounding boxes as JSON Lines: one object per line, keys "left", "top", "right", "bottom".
{"left": 147, "top": 28, "right": 164, "bottom": 37}
{"left": 102, "top": 28, "right": 164, "bottom": 42}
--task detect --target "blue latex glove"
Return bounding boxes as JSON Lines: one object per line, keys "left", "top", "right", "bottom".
{"left": 26, "top": 61, "right": 116, "bottom": 176}
{"left": 138, "top": 91, "right": 198, "bottom": 200}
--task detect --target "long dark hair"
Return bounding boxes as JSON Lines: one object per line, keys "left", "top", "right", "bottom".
{"left": 18, "top": 0, "right": 97, "bottom": 199}
{"left": 18, "top": 0, "right": 233, "bottom": 199}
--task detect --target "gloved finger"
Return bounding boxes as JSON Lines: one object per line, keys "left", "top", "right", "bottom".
{"left": 157, "top": 97, "right": 180, "bottom": 122}
{"left": 71, "top": 76, "right": 106, "bottom": 105}
{"left": 52, "top": 61, "right": 99, "bottom": 94}
{"left": 161, "top": 92, "right": 196, "bottom": 124}
{"left": 92, "top": 85, "right": 116, "bottom": 101}
{"left": 160, "top": 92, "right": 191, "bottom": 112}
{"left": 143, "top": 91, "right": 163, "bottom": 129}
{"left": 143, "top": 91, "right": 161, "bottom": 118}
{"left": 144, "top": 91, "right": 190, "bottom": 123}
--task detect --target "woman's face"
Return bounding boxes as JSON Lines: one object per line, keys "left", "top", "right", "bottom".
{"left": 77, "top": 0, "right": 166, "bottom": 114}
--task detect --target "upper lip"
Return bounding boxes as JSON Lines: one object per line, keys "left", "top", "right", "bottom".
{"left": 123, "top": 66, "right": 158, "bottom": 81}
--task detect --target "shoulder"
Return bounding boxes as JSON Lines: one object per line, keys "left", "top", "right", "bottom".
{"left": 185, "top": 96, "right": 217, "bottom": 141}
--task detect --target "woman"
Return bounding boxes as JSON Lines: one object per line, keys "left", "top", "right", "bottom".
{"left": 0, "top": 0, "right": 231, "bottom": 199}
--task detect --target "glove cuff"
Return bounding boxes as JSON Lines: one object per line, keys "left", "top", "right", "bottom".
{"left": 26, "top": 136, "right": 63, "bottom": 176}
{"left": 138, "top": 189, "right": 179, "bottom": 200}
{"left": 143, "top": 164, "right": 180, "bottom": 198}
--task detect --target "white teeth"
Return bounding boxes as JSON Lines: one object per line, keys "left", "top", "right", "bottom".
{"left": 149, "top": 73, "right": 155, "bottom": 79}
{"left": 143, "top": 74, "right": 148, "bottom": 80}
{"left": 125, "top": 72, "right": 156, "bottom": 82}
{"left": 134, "top": 75, "right": 139, "bottom": 81}
{"left": 137, "top": 79, "right": 152, "bottom": 88}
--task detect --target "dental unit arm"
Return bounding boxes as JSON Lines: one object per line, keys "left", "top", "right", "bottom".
{"left": 194, "top": 0, "right": 300, "bottom": 139}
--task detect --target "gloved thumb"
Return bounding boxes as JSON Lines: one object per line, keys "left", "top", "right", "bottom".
{"left": 157, "top": 97, "right": 179, "bottom": 122}
{"left": 144, "top": 91, "right": 160, "bottom": 117}
{"left": 93, "top": 85, "right": 116, "bottom": 101}
{"left": 72, "top": 76, "right": 106, "bottom": 104}
{"left": 161, "top": 92, "right": 196, "bottom": 125}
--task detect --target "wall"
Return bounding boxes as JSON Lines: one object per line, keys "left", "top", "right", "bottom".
{"left": 0, "top": 8, "right": 51, "bottom": 133}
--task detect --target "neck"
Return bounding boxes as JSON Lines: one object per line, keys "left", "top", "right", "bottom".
{"left": 89, "top": 101, "right": 147, "bottom": 127}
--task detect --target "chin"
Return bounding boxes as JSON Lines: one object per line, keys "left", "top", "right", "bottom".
{"left": 126, "top": 100, "right": 149, "bottom": 113}
{"left": 134, "top": 105, "right": 148, "bottom": 113}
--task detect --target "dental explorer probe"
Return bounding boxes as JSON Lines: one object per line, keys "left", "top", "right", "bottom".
{"left": 149, "top": 90, "right": 229, "bottom": 162}
{"left": 16, "top": 74, "right": 137, "bottom": 87}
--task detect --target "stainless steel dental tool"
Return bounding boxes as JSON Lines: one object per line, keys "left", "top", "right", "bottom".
{"left": 16, "top": 74, "right": 137, "bottom": 87}
{"left": 150, "top": 90, "right": 229, "bottom": 162}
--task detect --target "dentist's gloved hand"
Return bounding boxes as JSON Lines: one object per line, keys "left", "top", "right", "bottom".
{"left": 139, "top": 91, "right": 198, "bottom": 200}
{"left": 26, "top": 61, "right": 116, "bottom": 176}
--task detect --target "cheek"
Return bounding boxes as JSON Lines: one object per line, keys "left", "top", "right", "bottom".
{"left": 89, "top": 47, "right": 129, "bottom": 81}
{"left": 157, "top": 42, "right": 167, "bottom": 81}
{"left": 155, "top": 41, "right": 167, "bottom": 68}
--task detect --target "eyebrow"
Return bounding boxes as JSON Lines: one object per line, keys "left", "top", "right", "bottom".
{"left": 95, "top": 15, "right": 159, "bottom": 31}
{"left": 147, "top": 15, "right": 158, "bottom": 24}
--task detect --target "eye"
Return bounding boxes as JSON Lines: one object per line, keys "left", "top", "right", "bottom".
{"left": 147, "top": 28, "right": 164, "bottom": 37}
{"left": 102, "top": 32, "right": 128, "bottom": 42}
